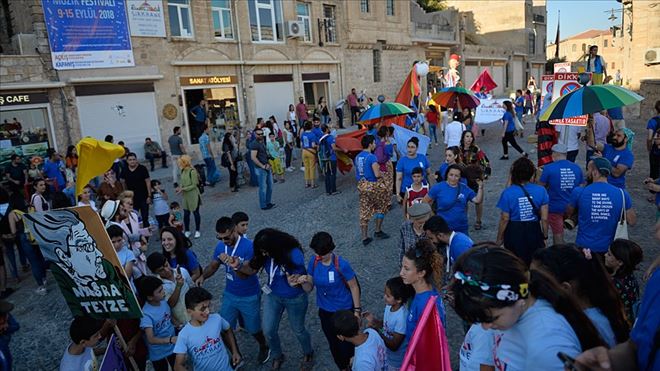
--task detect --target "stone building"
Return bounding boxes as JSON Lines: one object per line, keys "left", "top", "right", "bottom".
{"left": 0, "top": 0, "right": 424, "bottom": 164}
{"left": 445, "top": 0, "right": 548, "bottom": 95}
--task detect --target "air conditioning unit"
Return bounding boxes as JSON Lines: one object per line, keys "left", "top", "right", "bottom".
{"left": 644, "top": 48, "right": 660, "bottom": 65}
{"left": 287, "top": 21, "right": 304, "bottom": 38}
{"left": 10, "top": 33, "right": 38, "bottom": 55}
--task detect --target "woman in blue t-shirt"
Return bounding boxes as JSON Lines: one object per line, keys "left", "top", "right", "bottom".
{"left": 533, "top": 245, "right": 630, "bottom": 348}
{"left": 298, "top": 232, "right": 361, "bottom": 371}
{"left": 451, "top": 245, "right": 606, "bottom": 371}
{"left": 425, "top": 164, "right": 483, "bottom": 235}
{"left": 300, "top": 121, "right": 319, "bottom": 188}
{"left": 500, "top": 101, "right": 527, "bottom": 160}
{"left": 399, "top": 239, "right": 446, "bottom": 342}
{"left": 396, "top": 137, "right": 431, "bottom": 199}
{"left": 161, "top": 226, "right": 201, "bottom": 281}
{"left": 495, "top": 158, "right": 548, "bottom": 265}
{"left": 230, "top": 228, "right": 314, "bottom": 370}
{"left": 355, "top": 135, "right": 391, "bottom": 246}
{"left": 435, "top": 146, "right": 463, "bottom": 183}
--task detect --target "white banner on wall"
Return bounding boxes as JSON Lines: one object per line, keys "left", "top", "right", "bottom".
{"left": 127, "top": 0, "right": 166, "bottom": 38}
{"left": 475, "top": 99, "right": 508, "bottom": 125}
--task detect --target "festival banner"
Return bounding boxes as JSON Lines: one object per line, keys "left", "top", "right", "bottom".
{"left": 100, "top": 334, "right": 129, "bottom": 371}
{"left": 541, "top": 75, "right": 554, "bottom": 103}
{"left": 23, "top": 206, "right": 142, "bottom": 319}
{"left": 474, "top": 98, "right": 508, "bottom": 126}
{"left": 553, "top": 62, "right": 572, "bottom": 73}
{"left": 550, "top": 73, "right": 588, "bottom": 126}
{"left": 42, "top": 0, "right": 134, "bottom": 70}
{"left": 127, "top": 0, "right": 166, "bottom": 37}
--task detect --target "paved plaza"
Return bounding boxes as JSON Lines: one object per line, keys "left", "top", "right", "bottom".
{"left": 10, "top": 118, "right": 659, "bottom": 370}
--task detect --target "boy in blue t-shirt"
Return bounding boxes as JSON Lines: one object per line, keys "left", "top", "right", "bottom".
{"left": 138, "top": 276, "right": 177, "bottom": 370}
{"left": 174, "top": 287, "right": 241, "bottom": 371}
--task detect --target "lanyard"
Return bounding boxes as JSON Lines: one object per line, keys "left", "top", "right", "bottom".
{"left": 224, "top": 235, "right": 241, "bottom": 258}
{"left": 268, "top": 260, "right": 279, "bottom": 286}
{"left": 446, "top": 232, "right": 456, "bottom": 273}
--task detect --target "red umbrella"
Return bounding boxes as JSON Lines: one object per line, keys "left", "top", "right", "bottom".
{"left": 470, "top": 68, "right": 498, "bottom": 93}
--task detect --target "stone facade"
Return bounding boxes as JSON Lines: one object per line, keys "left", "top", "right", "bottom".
{"left": 621, "top": 0, "right": 660, "bottom": 91}
{"left": 546, "top": 29, "right": 624, "bottom": 80}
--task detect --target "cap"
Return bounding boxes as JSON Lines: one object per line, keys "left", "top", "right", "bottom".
{"left": 591, "top": 157, "right": 612, "bottom": 175}
{"left": 551, "top": 143, "right": 568, "bottom": 154}
{"left": 100, "top": 200, "right": 120, "bottom": 222}
{"left": 408, "top": 203, "right": 432, "bottom": 220}
{"left": 0, "top": 300, "right": 14, "bottom": 314}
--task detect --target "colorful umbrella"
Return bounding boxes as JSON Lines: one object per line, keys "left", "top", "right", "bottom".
{"left": 431, "top": 87, "right": 481, "bottom": 109}
{"left": 470, "top": 69, "right": 498, "bottom": 93}
{"left": 358, "top": 102, "right": 413, "bottom": 125}
{"left": 540, "top": 84, "right": 644, "bottom": 121}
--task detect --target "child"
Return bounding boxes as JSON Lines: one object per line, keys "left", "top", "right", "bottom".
{"left": 168, "top": 202, "right": 184, "bottom": 232}
{"left": 334, "top": 309, "right": 386, "bottom": 371}
{"left": 231, "top": 211, "right": 249, "bottom": 237}
{"left": 365, "top": 277, "right": 414, "bottom": 370}
{"left": 460, "top": 324, "right": 495, "bottom": 371}
{"left": 59, "top": 316, "right": 104, "bottom": 371}
{"left": 267, "top": 132, "right": 285, "bottom": 183}
{"left": 137, "top": 276, "right": 177, "bottom": 371}
{"left": 151, "top": 180, "right": 170, "bottom": 230}
{"left": 403, "top": 167, "right": 429, "bottom": 218}
{"left": 605, "top": 239, "right": 643, "bottom": 322}
{"left": 27, "top": 156, "right": 43, "bottom": 181}
{"left": 107, "top": 225, "right": 136, "bottom": 284}
{"left": 174, "top": 287, "right": 242, "bottom": 371}
{"left": 147, "top": 252, "right": 194, "bottom": 327}
{"left": 77, "top": 184, "right": 97, "bottom": 211}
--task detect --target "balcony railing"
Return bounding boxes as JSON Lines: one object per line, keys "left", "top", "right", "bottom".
{"left": 411, "top": 21, "right": 457, "bottom": 43}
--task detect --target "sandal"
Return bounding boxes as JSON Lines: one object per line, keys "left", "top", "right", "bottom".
{"left": 474, "top": 221, "right": 482, "bottom": 230}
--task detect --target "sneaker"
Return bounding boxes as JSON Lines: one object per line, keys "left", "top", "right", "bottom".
{"left": 300, "top": 167, "right": 305, "bottom": 172}
{"left": 273, "top": 179, "right": 278, "bottom": 183}
{"left": 257, "top": 346, "right": 271, "bottom": 364}
{"left": 374, "top": 231, "right": 390, "bottom": 239}
{"left": 499, "top": 156, "right": 509, "bottom": 160}
{"left": 35, "top": 286, "right": 47, "bottom": 296}
{"left": 194, "top": 231, "right": 201, "bottom": 239}
{"left": 184, "top": 231, "right": 191, "bottom": 238}
{"left": 362, "top": 237, "right": 373, "bottom": 246}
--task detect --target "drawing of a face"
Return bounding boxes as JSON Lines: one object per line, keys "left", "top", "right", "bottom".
{"left": 57, "top": 222, "right": 106, "bottom": 285}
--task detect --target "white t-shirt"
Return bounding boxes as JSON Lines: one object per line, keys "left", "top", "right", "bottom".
{"left": 60, "top": 346, "right": 96, "bottom": 371}
{"left": 493, "top": 299, "right": 581, "bottom": 371}
{"left": 556, "top": 125, "right": 582, "bottom": 152}
{"left": 444, "top": 121, "right": 466, "bottom": 148}
{"left": 460, "top": 324, "right": 495, "bottom": 371}
{"left": 353, "top": 328, "right": 387, "bottom": 371}
{"left": 382, "top": 305, "right": 408, "bottom": 368}
{"left": 77, "top": 200, "right": 97, "bottom": 212}
{"left": 161, "top": 267, "right": 194, "bottom": 325}
{"left": 174, "top": 314, "right": 233, "bottom": 371}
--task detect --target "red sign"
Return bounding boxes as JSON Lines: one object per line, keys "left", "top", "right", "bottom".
{"left": 550, "top": 73, "right": 587, "bottom": 126}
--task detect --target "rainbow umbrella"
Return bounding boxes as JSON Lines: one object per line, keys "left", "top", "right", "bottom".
{"left": 358, "top": 102, "right": 413, "bottom": 125}
{"left": 431, "top": 86, "right": 481, "bottom": 109}
{"left": 540, "top": 84, "right": 644, "bottom": 121}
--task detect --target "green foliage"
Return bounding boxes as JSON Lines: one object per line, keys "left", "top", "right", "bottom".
{"left": 417, "top": 0, "right": 446, "bottom": 12}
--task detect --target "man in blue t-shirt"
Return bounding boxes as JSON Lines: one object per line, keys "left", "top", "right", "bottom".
{"left": 189, "top": 99, "right": 207, "bottom": 143}
{"left": 566, "top": 157, "right": 637, "bottom": 253}
{"left": 514, "top": 90, "right": 525, "bottom": 123}
{"left": 194, "top": 217, "right": 270, "bottom": 364}
{"left": 423, "top": 215, "right": 473, "bottom": 271}
{"left": 538, "top": 143, "right": 585, "bottom": 244}
{"left": 320, "top": 124, "right": 344, "bottom": 196}
{"left": 312, "top": 117, "right": 323, "bottom": 141}
{"left": 42, "top": 148, "right": 66, "bottom": 190}
{"left": 647, "top": 100, "right": 660, "bottom": 179}
{"left": 586, "top": 117, "right": 634, "bottom": 189}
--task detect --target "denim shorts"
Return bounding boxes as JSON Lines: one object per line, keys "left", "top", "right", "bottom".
{"left": 221, "top": 291, "right": 262, "bottom": 334}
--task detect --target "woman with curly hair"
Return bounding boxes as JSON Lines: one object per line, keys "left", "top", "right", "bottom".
{"left": 160, "top": 226, "right": 201, "bottom": 281}
{"left": 461, "top": 130, "right": 491, "bottom": 230}
{"left": 399, "top": 239, "right": 446, "bottom": 340}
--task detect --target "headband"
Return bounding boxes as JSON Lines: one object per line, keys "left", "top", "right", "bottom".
{"left": 454, "top": 271, "right": 529, "bottom": 302}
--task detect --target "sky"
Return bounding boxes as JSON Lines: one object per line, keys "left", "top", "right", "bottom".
{"left": 546, "top": 0, "right": 622, "bottom": 44}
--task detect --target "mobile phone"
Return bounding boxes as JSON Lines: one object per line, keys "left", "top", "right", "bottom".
{"left": 173, "top": 182, "right": 179, "bottom": 188}
{"left": 557, "top": 352, "right": 578, "bottom": 371}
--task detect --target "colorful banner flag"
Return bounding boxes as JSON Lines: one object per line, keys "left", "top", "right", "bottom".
{"left": 23, "top": 206, "right": 142, "bottom": 319}
{"left": 401, "top": 295, "right": 452, "bottom": 371}
{"left": 100, "top": 334, "right": 129, "bottom": 371}
{"left": 76, "top": 137, "right": 126, "bottom": 197}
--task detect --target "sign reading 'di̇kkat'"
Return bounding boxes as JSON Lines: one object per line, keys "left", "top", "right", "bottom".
{"left": 540, "top": 75, "right": 554, "bottom": 103}
{"left": 42, "top": 0, "right": 134, "bottom": 70}
{"left": 23, "top": 206, "right": 142, "bottom": 319}
{"left": 550, "top": 73, "right": 588, "bottom": 126}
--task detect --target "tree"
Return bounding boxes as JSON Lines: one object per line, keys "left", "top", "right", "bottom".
{"left": 417, "top": 0, "right": 446, "bottom": 12}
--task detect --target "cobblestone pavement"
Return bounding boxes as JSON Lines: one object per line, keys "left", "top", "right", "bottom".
{"left": 10, "top": 117, "right": 659, "bottom": 370}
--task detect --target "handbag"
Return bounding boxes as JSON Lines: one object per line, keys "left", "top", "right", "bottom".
{"left": 614, "top": 188, "right": 629, "bottom": 240}
{"left": 514, "top": 114, "right": 524, "bottom": 132}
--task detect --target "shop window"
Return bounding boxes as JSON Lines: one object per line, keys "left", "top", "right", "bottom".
{"left": 168, "top": 0, "right": 194, "bottom": 38}
{"left": 183, "top": 87, "right": 240, "bottom": 145}
{"left": 373, "top": 49, "right": 382, "bottom": 83}
{"left": 248, "top": 0, "right": 284, "bottom": 43}
{"left": 296, "top": 2, "right": 312, "bottom": 42}
{"left": 0, "top": 107, "right": 52, "bottom": 168}
{"left": 322, "top": 5, "right": 337, "bottom": 43}
{"left": 303, "top": 82, "right": 329, "bottom": 110}
{"left": 386, "top": 0, "right": 395, "bottom": 16}
{"left": 360, "top": 0, "right": 369, "bottom": 13}
{"left": 212, "top": 0, "right": 234, "bottom": 39}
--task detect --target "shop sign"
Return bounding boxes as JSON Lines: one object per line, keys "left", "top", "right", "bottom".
{"left": 0, "top": 92, "right": 49, "bottom": 107}
{"left": 180, "top": 75, "right": 237, "bottom": 86}
{"left": 127, "top": 0, "right": 166, "bottom": 37}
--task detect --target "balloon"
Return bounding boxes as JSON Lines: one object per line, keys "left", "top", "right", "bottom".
{"left": 415, "top": 62, "right": 429, "bottom": 77}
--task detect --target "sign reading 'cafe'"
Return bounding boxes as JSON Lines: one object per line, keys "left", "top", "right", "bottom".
{"left": 0, "top": 92, "right": 49, "bottom": 106}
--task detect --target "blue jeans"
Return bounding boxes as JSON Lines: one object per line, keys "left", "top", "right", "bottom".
{"left": 255, "top": 167, "right": 273, "bottom": 208}
{"left": 429, "top": 124, "right": 438, "bottom": 143}
{"left": 1, "top": 238, "right": 26, "bottom": 280}
{"left": 245, "top": 151, "right": 259, "bottom": 187}
{"left": 221, "top": 291, "right": 262, "bottom": 334}
{"left": 321, "top": 114, "right": 331, "bottom": 125}
{"left": 263, "top": 293, "right": 313, "bottom": 359}
{"left": 322, "top": 160, "right": 337, "bottom": 194}
{"left": 203, "top": 157, "right": 220, "bottom": 185}
{"left": 15, "top": 233, "right": 46, "bottom": 286}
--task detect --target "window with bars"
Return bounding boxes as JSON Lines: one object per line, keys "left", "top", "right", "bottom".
{"left": 360, "top": 0, "right": 370, "bottom": 13}
{"left": 373, "top": 49, "right": 381, "bottom": 82}
{"left": 296, "top": 2, "right": 312, "bottom": 42}
{"left": 211, "top": 0, "right": 233, "bottom": 39}
{"left": 386, "top": 0, "right": 395, "bottom": 16}
{"left": 321, "top": 4, "right": 337, "bottom": 43}
{"left": 528, "top": 33, "right": 535, "bottom": 54}
{"left": 168, "top": 0, "right": 194, "bottom": 38}
{"left": 248, "top": 0, "right": 285, "bottom": 42}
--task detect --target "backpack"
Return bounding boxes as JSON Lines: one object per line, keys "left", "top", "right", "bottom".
{"left": 311, "top": 254, "right": 361, "bottom": 297}
{"left": 317, "top": 134, "right": 332, "bottom": 164}
{"left": 192, "top": 165, "right": 205, "bottom": 194}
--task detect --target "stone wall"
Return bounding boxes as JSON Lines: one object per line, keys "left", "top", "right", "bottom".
{"left": 639, "top": 79, "right": 660, "bottom": 119}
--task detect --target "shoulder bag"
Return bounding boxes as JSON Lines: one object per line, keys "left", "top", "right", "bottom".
{"left": 614, "top": 188, "right": 629, "bottom": 240}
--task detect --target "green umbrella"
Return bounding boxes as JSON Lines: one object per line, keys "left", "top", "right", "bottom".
{"left": 358, "top": 102, "right": 413, "bottom": 125}
{"left": 540, "top": 84, "right": 644, "bottom": 121}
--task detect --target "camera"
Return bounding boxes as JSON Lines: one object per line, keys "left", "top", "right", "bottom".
{"left": 563, "top": 215, "right": 578, "bottom": 230}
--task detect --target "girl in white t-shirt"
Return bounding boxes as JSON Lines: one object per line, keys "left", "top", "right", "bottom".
{"left": 76, "top": 184, "right": 97, "bottom": 212}
{"left": 365, "top": 276, "right": 415, "bottom": 371}
{"left": 451, "top": 244, "right": 607, "bottom": 371}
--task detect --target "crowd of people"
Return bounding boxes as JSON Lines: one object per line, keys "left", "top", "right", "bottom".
{"left": 0, "top": 84, "right": 658, "bottom": 371}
